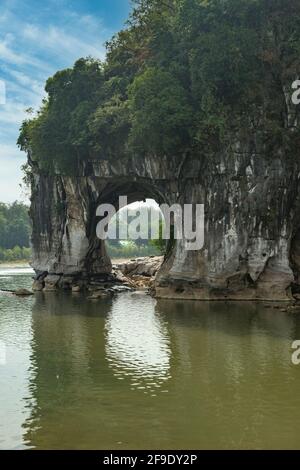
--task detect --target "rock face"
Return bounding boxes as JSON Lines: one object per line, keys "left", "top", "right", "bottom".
{"left": 30, "top": 140, "right": 300, "bottom": 301}
{"left": 113, "top": 256, "right": 163, "bottom": 278}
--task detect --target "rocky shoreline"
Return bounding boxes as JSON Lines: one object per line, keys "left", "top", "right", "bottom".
{"left": 30, "top": 256, "right": 164, "bottom": 298}
{"left": 3, "top": 256, "right": 300, "bottom": 307}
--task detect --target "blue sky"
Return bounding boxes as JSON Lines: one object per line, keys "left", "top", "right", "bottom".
{"left": 0, "top": 0, "right": 131, "bottom": 202}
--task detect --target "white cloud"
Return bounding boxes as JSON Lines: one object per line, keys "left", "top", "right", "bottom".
{"left": 0, "top": 0, "right": 110, "bottom": 202}
{"left": 22, "top": 24, "right": 106, "bottom": 62}
{"left": 0, "top": 144, "right": 27, "bottom": 203}
{"left": 4, "top": 69, "right": 45, "bottom": 106}
{"left": 0, "top": 143, "right": 23, "bottom": 159}
{"left": 0, "top": 101, "right": 28, "bottom": 125}
{"left": 0, "top": 37, "right": 54, "bottom": 75}
{"left": 0, "top": 38, "right": 26, "bottom": 66}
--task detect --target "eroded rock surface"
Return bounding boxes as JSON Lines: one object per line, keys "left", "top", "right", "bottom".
{"left": 113, "top": 256, "right": 163, "bottom": 278}
{"left": 29, "top": 144, "right": 300, "bottom": 301}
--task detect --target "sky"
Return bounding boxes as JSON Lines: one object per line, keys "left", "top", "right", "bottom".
{"left": 0, "top": 0, "right": 131, "bottom": 203}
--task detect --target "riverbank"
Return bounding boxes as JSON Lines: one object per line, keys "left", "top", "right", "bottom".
{"left": 0, "top": 257, "right": 155, "bottom": 268}
{"left": 0, "top": 260, "right": 31, "bottom": 269}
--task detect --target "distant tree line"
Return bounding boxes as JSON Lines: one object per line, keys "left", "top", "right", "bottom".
{"left": 0, "top": 202, "right": 31, "bottom": 262}
{"left": 106, "top": 204, "right": 165, "bottom": 258}
{"left": 0, "top": 201, "right": 164, "bottom": 262}
{"left": 107, "top": 241, "right": 161, "bottom": 259}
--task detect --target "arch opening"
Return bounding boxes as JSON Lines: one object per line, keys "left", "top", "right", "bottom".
{"left": 86, "top": 180, "right": 172, "bottom": 282}
{"left": 106, "top": 199, "right": 165, "bottom": 261}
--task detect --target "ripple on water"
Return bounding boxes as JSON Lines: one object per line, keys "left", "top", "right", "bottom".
{"left": 105, "top": 293, "right": 171, "bottom": 394}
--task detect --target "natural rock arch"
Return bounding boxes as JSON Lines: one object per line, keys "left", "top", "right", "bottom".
{"left": 30, "top": 149, "right": 300, "bottom": 301}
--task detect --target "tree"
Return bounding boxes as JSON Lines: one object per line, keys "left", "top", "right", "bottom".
{"left": 128, "top": 67, "right": 193, "bottom": 155}
{"left": 18, "top": 0, "right": 300, "bottom": 169}
{"left": 0, "top": 202, "right": 31, "bottom": 249}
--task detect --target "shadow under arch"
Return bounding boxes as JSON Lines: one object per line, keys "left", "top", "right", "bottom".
{"left": 96, "top": 178, "right": 169, "bottom": 209}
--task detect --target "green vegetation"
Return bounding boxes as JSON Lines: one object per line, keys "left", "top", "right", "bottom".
{"left": 0, "top": 202, "right": 31, "bottom": 263}
{"left": 0, "top": 246, "right": 31, "bottom": 263}
{"left": 149, "top": 220, "right": 167, "bottom": 254}
{"left": 18, "top": 0, "right": 300, "bottom": 173}
{"left": 0, "top": 200, "right": 164, "bottom": 263}
{"left": 106, "top": 204, "right": 164, "bottom": 258}
{"left": 107, "top": 241, "right": 161, "bottom": 259}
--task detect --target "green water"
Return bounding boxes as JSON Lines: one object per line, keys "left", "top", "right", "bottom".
{"left": 1, "top": 268, "right": 300, "bottom": 450}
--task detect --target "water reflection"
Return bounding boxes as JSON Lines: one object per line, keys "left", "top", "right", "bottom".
{"left": 0, "top": 286, "right": 34, "bottom": 450}
{"left": 22, "top": 292, "right": 113, "bottom": 449}
{"left": 0, "top": 266, "right": 34, "bottom": 278}
{"left": 105, "top": 293, "right": 171, "bottom": 393}
{"left": 3, "top": 274, "right": 300, "bottom": 449}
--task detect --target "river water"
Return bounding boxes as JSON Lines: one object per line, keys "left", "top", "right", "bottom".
{"left": 1, "top": 267, "right": 300, "bottom": 449}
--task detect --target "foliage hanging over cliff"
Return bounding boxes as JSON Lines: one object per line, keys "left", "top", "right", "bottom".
{"left": 18, "top": 0, "right": 300, "bottom": 173}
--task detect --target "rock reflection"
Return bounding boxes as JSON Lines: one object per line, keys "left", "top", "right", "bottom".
{"left": 105, "top": 293, "right": 171, "bottom": 393}
{"left": 22, "top": 292, "right": 113, "bottom": 449}
{"left": 3, "top": 281, "right": 300, "bottom": 450}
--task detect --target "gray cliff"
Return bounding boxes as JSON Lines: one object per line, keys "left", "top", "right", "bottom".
{"left": 30, "top": 130, "right": 300, "bottom": 301}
